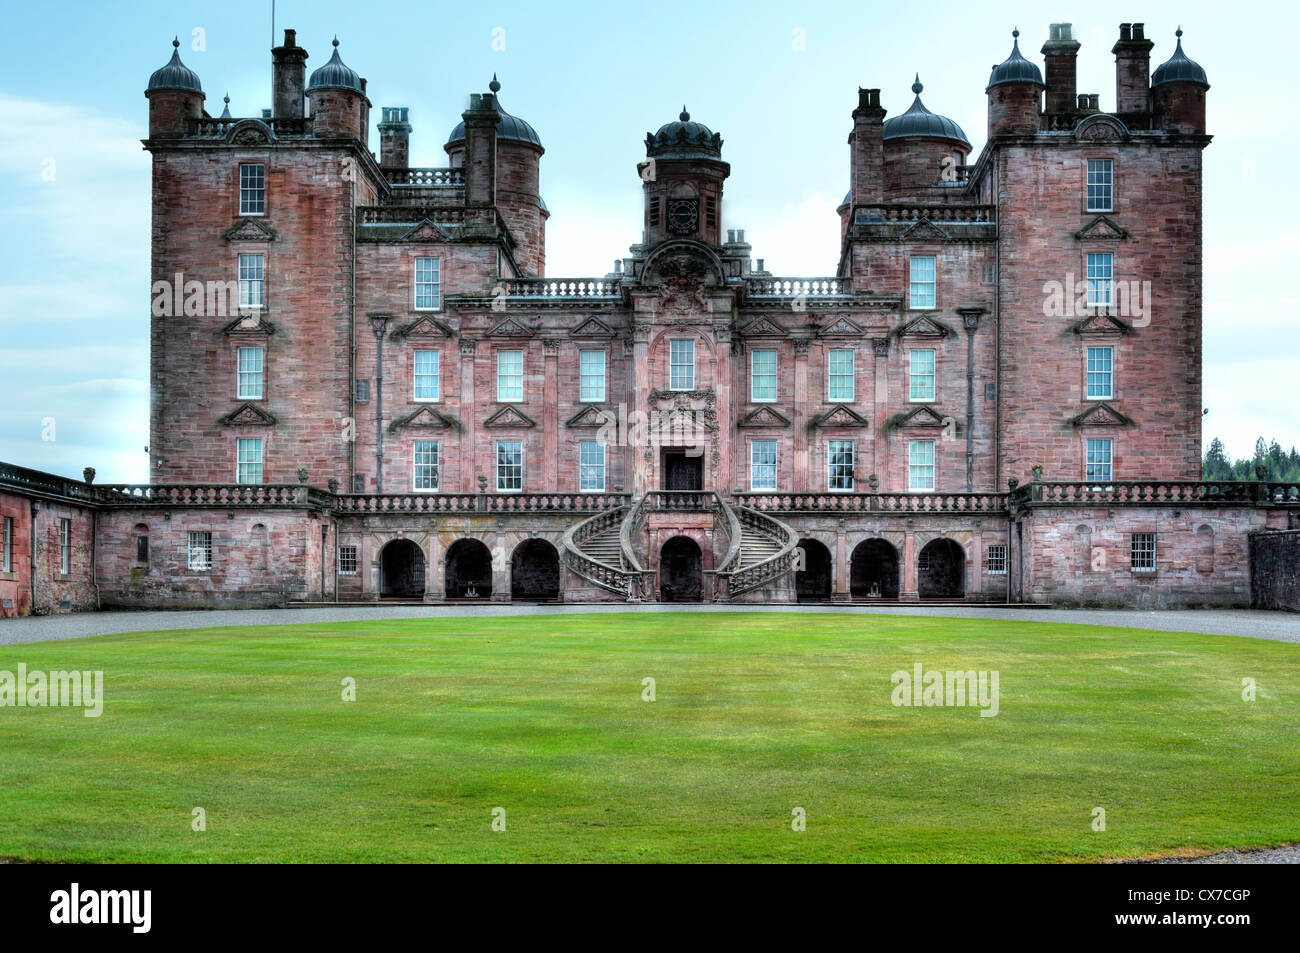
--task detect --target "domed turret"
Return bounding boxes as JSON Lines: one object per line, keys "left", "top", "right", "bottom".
{"left": 306, "top": 38, "right": 366, "bottom": 139}
{"left": 145, "top": 38, "right": 205, "bottom": 139}
{"left": 883, "top": 76, "right": 970, "bottom": 145}
{"left": 1151, "top": 28, "right": 1208, "bottom": 88}
{"left": 1151, "top": 28, "right": 1209, "bottom": 134}
{"left": 987, "top": 29, "right": 1045, "bottom": 89}
{"left": 307, "top": 37, "right": 363, "bottom": 93}
{"left": 445, "top": 77, "right": 543, "bottom": 150}
{"left": 639, "top": 106, "right": 729, "bottom": 247}
{"left": 880, "top": 77, "right": 970, "bottom": 199}
{"left": 645, "top": 107, "right": 723, "bottom": 159}
{"left": 147, "top": 37, "right": 204, "bottom": 93}
{"left": 986, "top": 29, "right": 1043, "bottom": 137}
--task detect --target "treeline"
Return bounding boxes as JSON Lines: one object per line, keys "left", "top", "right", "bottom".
{"left": 1202, "top": 437, "right": 1300, "bottom": 482}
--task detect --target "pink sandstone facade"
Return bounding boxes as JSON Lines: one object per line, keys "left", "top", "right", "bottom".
{"left": 2, "top": 22, "right": 1298, "bottom": 618}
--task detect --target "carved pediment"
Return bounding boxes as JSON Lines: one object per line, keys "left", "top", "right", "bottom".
{"left": 892, "top": 314, "right": 953, "bottom": 338}
{"left": 1072, "top": 313, "right": 1133, "bottom": 335}
{"left": 400, "top": 219, "right": 453, "bottom": 243}
{"left": 1069, "top": 402, "right": 1134, "bottom": 428}
{"left": 740, "top": 316, "right": 789, "bottom": 338}
{"left": 219, "top": 403, "right": 277, "bottom": 427}
{"left": 817, "top": 315, "right": 866, "bottom": 338}
{"left": 886, "top": 405, "right": 955, "bottom": 432}
{"left": 486, "top": 317, "right": 536, "bottom": 337}
{"left": 225, "top": 119, "right": 275, "bottom": 145}
{"left": 811, "top": 404, "right": 871, "bottom": 429}
{"left": 396, "top": 315, "right": 455, "bottom": 338}
{"left": 568, "top": 317, "right": 617, "bottom": 338}
{"left": 656, "top": 406, "right": 719, "bottom": 432}
{"left": 1074, "top": 215, "right": 1129, "bottom": 241}
{"left": 388, "top": 406, "right": 462, "bottom": 433}
{"left": 737, "top": 406, "right": 792, "bottom": 428}
{"left": 901, "top": 220, "right": 951, "bottom": 242}
{"left": 1073, "top": 115, "right": 1129, "bottom": 142}
{"left": 223, "top": 218, "right": 278, "bottom": 243}
{"left": 222, "top": 313, "right": 276, "bottom": 336}
{"left": 566, "top": 405, "right": 614, "bottom": 428}
{"left": 483, "top": 405, "right": 537, "bottom": 429}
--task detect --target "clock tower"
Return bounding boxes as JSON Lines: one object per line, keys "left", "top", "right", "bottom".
{"left": 640, "top": 108, "right": 730, "bottom": 248}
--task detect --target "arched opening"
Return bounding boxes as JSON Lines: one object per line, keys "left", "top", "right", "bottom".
{"left": 918, "top": 538, "right": 965, "bottom": 599}
{"left": 380, "top": 539, "right": 426, "bottom": 598}
{"left": 795, "top": 538, "right": 832, "bottom": 602}
{"left": 659, "top": 536, "right": 702, "bottom": 602}
{"left": 251, "top": 523, "right": 268, "bottom": 573}
{"left": 445, "top": 539, "right": 493, "bottom": 599}
{"left": 850, "top": 539, "right": 899, "bottom": 599}
{"left": 511, "top": 539, "right": 560, "bottom": 601}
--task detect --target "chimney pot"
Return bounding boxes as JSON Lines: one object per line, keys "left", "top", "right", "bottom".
{"left": 1132, "top": 23, "right": 1145, "bottom": 40}
{"left": 1120, "top": 23, "right": 1133, "bottom": 41}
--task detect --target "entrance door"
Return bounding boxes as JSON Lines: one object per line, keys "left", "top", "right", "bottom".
{"left": 663, "top": 450, "right": 703, "bottom": 490}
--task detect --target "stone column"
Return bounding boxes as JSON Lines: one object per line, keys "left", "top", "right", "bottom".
{"left": 713, "top": 322, "right": 733, "bottom": 494}
{"left": 491, "top": 530, "right": 511, "bottom": 602}
{"left": 833, "top": 521, "right": 851, "bottom": 602}
{"left": 423, "top": 532, "right": 444, "bottom": 603}
{"left": 631, "top": 323, "right": 651, "bottom": 496}
{"left": 542, "top": 338, "right": 560, "bottom": 491}
{"left": 792, "top": 338, "right": 810, "bottom": 491}
{"left": 459, "top": 338, "right": 477, "bottom": 492}
{"left": 872, "top": 337, "right": 890, "bottom": 490}
{"left": 969, "top": 533, "right": 982, "bottom": 598}
{"left": 902, "top": 529, "right": 918, "bottom": 600}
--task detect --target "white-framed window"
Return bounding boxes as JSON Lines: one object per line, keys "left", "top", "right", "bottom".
{"left": 59, "top": 518, "right": 70, "bottom": 575}
{"left": 187, "top": 531, "right": 212, "bottom": 571}
{"left": 908, "top": 439, "right": 936, "bottom": 492}
{"left": 579, "top": 350, "right": 606, "bottom": 403}
{"left": 414, "top": 257, "right": 441, "bottom": 310}
{"left": 985, "top": 544, "right": 1007, "bottom": 574}
{"left": 1086, "top": 253, "right": 1113, "bottom": 308}
{"left": 497, "top": 349, "right": 523, "bottom": 402}
{"left": 238, "top": 254, "right": 264, "bottom": 309}
{"left": 909, "top": 256, "right": 936, "bottom": 309}
{"left": 1087, "top": 159, "right": 1113, "bottom": 212}
{"left": 750, "top": 349, "right": 778, "bottom": 403}
{"left": 669, "top": 339, "right": 695, "bottom": 390}
{"left": 414, "top": 349, "right": 440, "bottom": 402}
{"left": 496, "top": 440, "right": 523, "bottom": 491}
{"left": 1, "top": 515, "right": 11, "bottom": 573}
{"left": 909, "top": 348, "right": 936, "bottom": 402}
{"left": 413, "top": 440, "right": 439, "bottom": 491}
{"left": 236, "top": 437, "right": 263, "bottom": 484}
{"left": 239, "top": 163, "right": 266, "bottom": 215}
{"left": 338, "top": 546, "right": 358, "bottom": 575}
{"left": 1086, "top": 346, "right": 1113, "bottom": 400}
{"left": 236, "top": 346, "right": 264, "bottom": 400}
{"left": 750, "top": 439, "right": 778, "bottom": 491}
{"left": 828, "top": 440, "right": 855, "bottom": 491}
{"left": 578, "top": 440, "right": 606, "bottom": 492}
{"left": 827, "top": 348, "right": 855, "bottom": 402}
{"left": 1130, "top": 532, "right": 1156, "bottom": 572}
{"left": 1086, "top": 437, "right": 1113, "bottom": 482}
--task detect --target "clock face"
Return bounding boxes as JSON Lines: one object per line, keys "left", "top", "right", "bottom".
{"left": 666, "top": 198, "right": 699, "bottom": 235}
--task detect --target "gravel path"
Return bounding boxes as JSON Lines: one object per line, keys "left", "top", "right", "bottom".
{"left": 1143, "top": 844, "right": 1300, "bottom": 864}
{"left": 1, "top": 603, "right": 1298, "bottom": 646}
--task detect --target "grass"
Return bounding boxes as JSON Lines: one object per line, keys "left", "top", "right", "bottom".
{"left": 0, "top": 612, "right": 1297, "bottom": 863}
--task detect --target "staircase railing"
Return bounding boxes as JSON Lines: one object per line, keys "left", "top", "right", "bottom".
{"left": 716, "top": 500, "right": 800, "bottom": 598}
{"left": 617, "top": 494, "right": 652, "bottom": 600}
{"left": 712, "top": 495, "right": 744, "bottom": 576}
{"left": 562, "top": 505, "right": 637, "bottom": 598}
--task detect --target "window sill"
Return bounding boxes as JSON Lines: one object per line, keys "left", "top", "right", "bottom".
{"left": 412, "top": 307, "right": 442, "bottom": 313}
{"left": 413, "top": 398, "right": 440, "bottom": 404}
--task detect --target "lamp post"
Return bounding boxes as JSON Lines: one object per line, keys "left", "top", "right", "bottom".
{"left": 369, "top": 313, "right": 391, "bottom": 493}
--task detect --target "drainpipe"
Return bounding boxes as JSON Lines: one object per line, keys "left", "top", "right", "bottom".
{"left": 958, "top": 309, "right": 983, "bottom": 492}
{"left": 29, "top": 500, "right": 38, "bottom": 615}
{"left": 369, "top": 313, "right": 391, "bottom": 492}
{"left": 349, "top": 172, "right": 357, "bottom": 493}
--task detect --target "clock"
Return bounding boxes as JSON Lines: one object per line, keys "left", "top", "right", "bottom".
{"left": 666, "top": 198, "right": 699, "bottom": 236}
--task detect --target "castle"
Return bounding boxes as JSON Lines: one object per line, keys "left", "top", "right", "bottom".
{"left": 2, "top": 22, "right": 1296, "bottom": 616}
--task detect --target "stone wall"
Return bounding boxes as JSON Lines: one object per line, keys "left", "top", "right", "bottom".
{"left": 0, "top": 490, "right": 98, "bottom": 617}
{"left": 1250, "top": 529, "right": 1300, "bottom": 612}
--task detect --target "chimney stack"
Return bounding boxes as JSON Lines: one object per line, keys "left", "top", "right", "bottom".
{"left": 378, "top": 107, "right": 412, "bottom": 170}
{"left": 271, "top": 29, "right": 308, "bottom": 119}
{"left": 462, "top": 92, "right": 500, "bottom": 207}
{"left": 1112, "top": 22, "right": 1154, "bottom": 117}
{"left": 1041, "top": 23, "right": 1081, "bottom": 114}
{"left": 849, "top": 88, "right": 887, "bottom": 209}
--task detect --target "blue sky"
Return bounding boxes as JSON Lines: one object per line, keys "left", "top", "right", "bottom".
{"left": 1, "top": 0, "right": 1296, "bottom": 482}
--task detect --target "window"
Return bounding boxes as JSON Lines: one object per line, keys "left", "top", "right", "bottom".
{"left": 985, "top": 544, "right": 1007, "bottom": 574}
{"left": 1086, "top": 346, "right": 1113, "bottom": 400}
{"left": 354, "top": 379, "right": 370, "bottom": 404}
{"left": 1086, "top": 253, "right": 1112, "bottom": 308}
{"left": 648, "top": 197, "right": 660, "bottom": 228}
{"left": 497, "top": 349, "right": 523, "bottom": 402}
{"left": 59, "top": 519, "right": 70, "bottom": 574}
{"left": 414, "top": 350, "right": 440, "bottom": 402}
{"left": 188, "top": 531, "right": 212, "bottom": 571}
{"left": 750, "top": 440, "right": 778, "bottom": 491}
{"left": 496, "top": 440, "right": 523, "bottom": 491}
{"left": 705, "top": 194, "right": 717, "bottom": 230}
{"left": 909, "top": 256, "right": 936, "bottom": 309}
{"left": 236, "top": 437, "right": 263, "bottom": 484}
{"left": 1130, "top": 532, "right": 1156, "bottom": 572}
{"left": 579, "top": 350, "right": 606, "bottom": 403}
{"left": 828, "top": 440, "right": 855, "bottom": 491}
{"left": 908, "top": 439, "right": 936, "bottom": 491}
{"left": 909, "top": 349, "right": 936, "bottom": 402}
{"left": 579, "top": 440, "right": 606, "bottom": 492}
{"left": 414, "top": 257, "right": 441, "bottom": 310}
{"left": 237, "top": 346, "right": 264, "bottom": 400}
{"left": 338, "top": 546, "right": 358, "bottom": 575}
{"left": 1, "top": 516, "right": 11, "bottom": 573}
{"left": 1086, "top": 437, "right": 1113, "bottom": 482}
{"left": 136, "top": 534, "right": 149, "bottom": 564}
{"left": 239, "top": 163, "right": 266, "bottom": 215}
{"left": 669, "top": 339, "right": 695, "bottom": 390}
{"left": 238, "top": 254, "right": 264, "bottom": 309}
{"left": 751, "top": 349, "right": 777, "bottom": 403}
{"left": 413, "top": 440, "right": 439, "bottom": 492}
{"left": 827, "top": 348, "right": 855, "bottom": 402}
{"left": 1087, "top": 159, "right": 1113, "bottom": 212}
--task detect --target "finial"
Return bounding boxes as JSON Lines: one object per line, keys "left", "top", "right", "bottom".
{"left": 223, "top": 93, "right": 230, "bottom": 104}
{"left": 1176, "top": 26, "right": 1183, "bottom": 38}
{"left": 680, "top": 105, "right": 689, "bottom": 122}
{"left": 911, "top": 73, "right": 923, "bottom": 95}
{"left": 489, "top": 73, "right": 500, "bottom": 93}
{"left": 172, "top": 37, "right": 180, "bottom": 49}
{"left": 332, "top": 36, "right": 339, "bottom": 48}
{"left": 1012, "top": 27, "right": 1020, "bottom": 39}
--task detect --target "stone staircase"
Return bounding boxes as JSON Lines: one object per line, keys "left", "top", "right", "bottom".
{"left": 737, "top": 525, "right": 784, "bottom": 568}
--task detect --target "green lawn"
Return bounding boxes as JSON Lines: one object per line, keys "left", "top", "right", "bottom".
{"left": 0, "top": 613, "right": 1296, "bottom": 863}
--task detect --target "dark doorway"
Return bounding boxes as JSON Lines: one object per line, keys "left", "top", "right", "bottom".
{"left": 511, "top": 539, "right": 560, "bottom": 601}
{"left": 381, "top": 539, "right": 426, "bottom": 598}
{"left": 662, "top": 450, "right": 703, "bottom": 491}
{"left": 795, "top": 538, "right": 832, "bottom": 602}
{"left": 918, "top": 538, "right": 965, "bottom": 599}
{"left": 445, "top": 538, "right": 493, "bottom": 599}
{"left": 850, "top": 539, "right": 899, "bottom": 599}
{"left": 659, "top": 535, "right": 703, "bottom": 602}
